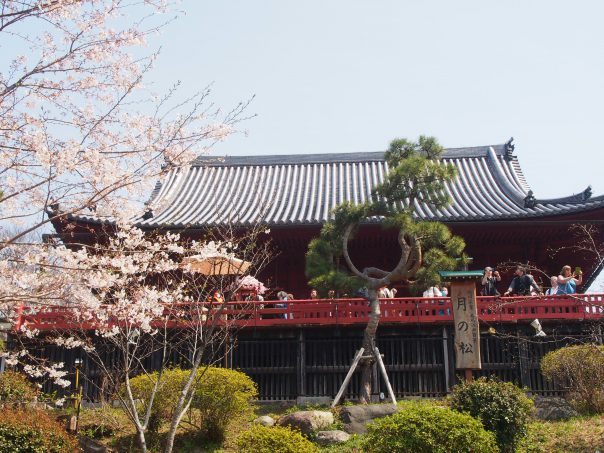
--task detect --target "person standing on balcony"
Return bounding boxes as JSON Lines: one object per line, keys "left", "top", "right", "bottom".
{"left": 481, "top": 267, "right": 501, "bottom": 296}
{"left": 310, "top": 289, "right": 319, "bottom": 299}
{"left": 556, "top": 265, "right": 582, "bottom": 295}
{"left": 378, "top": 286, "right": 391, "bottom": 298}
{"left": 503, "top": 266, "right": 543, "bottom": 296}
{"left": 545, "top": 276, "right": 559, "bottom": 295}
{"left": 275, "top": 289, "right": 289, "bottom": 319}
{"left": 422, "top": 285, "right": 441, "bottom": 297}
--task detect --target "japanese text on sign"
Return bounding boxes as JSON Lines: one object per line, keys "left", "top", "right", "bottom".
{"left": 451, "top": 282, "right": 481, "bottom": 369}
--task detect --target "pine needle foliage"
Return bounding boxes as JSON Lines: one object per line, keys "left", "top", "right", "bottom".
{"left": 305, "top": 136, "right": 467, "bottom": 295}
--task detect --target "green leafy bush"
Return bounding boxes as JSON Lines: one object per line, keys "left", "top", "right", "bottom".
{"left": 194, "top": 366, "right": 258, "bottom": 441}
{"left": 450, "top": 377, "right": 534, "bottom": 452}
{"left": 236, "top": 425, "right": 319, "bottom": 453}
{"left": 541, "top": 344, "right": 604, "bottom": 414}
{"left": 127, "top": 366, "right": 257, "bottom": 440}
{"left": 0, "top": 370, "right": 38, "bottom": 404}
{"left": 0, "top": 408, "right": 78, "bottom": 453}
{"left": 363, "top": 401, "right": 498, "bottom": 453}
{"left": 127, "top": 368, "right": 188, "bottom": 433}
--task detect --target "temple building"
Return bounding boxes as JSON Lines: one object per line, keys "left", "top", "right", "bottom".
{"left": 52, "top": 139, "right": 604, "bottom": 296}
{"left": 43, "top": 139, "right": 604, "bottom": 400}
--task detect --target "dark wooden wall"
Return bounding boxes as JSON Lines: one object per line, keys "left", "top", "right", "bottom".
{"left": 264, "top": 220, "right": 604, "bottom": 298}
{"left": 24, "top": 321, "right": 600, "bottom": 402}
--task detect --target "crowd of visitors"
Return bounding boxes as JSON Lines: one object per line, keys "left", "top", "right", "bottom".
{"left": 484, "top": 264, "right": 583, "bottom": 297}
{"left": 216, "top": 264, "right": 582, "bottom": 308}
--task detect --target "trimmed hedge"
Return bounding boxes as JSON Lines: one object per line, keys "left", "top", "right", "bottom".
{"left": 0, "top": 370, "right": 38, "bottom": 404}
{"left": 127, "top": 366, "right": 257, "bottom": 440}
{"left": 0, "top": 408, "right": 78, "bottom": 453}
{"left": 451, "top": 377, "right": 533, "bottom": 452}
{"left": 541, "top": 344, "right": 604, "bottom": 414}
{"left": 236, "top": 425, "right": 319, "bottom": 453}
{"left": 363, "top": 401, "right": 498, "bottom": 453}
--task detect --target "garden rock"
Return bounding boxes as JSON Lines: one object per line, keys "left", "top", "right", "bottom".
{"left": 316, "top": 430, "right": 351, "bottom": 445}
{"left": 277, "top": 410, "right": 334, "bottom": 434}
{"left": 340, "top": 403, "right": 398, "bottom": 434}
{"left": 79, "top": 436, "right": 113, "bottom": 453}
{"left": 533, "top": 396, "right": 579, "bottom": 420}
{"left": 253, "top": 415, "right": 276, "bottom": 426}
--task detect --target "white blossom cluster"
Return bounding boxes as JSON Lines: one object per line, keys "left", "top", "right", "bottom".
{"left": 1, "top": 225, "right": 235, "bottom": 387}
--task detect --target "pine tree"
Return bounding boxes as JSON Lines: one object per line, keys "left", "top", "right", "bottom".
{"left": 306, "top": 136, "right": 467, "bottom": 403}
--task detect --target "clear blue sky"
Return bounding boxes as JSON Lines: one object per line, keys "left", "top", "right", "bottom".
{"left": 148, "top": 0, "right": 604, "bottom": 199}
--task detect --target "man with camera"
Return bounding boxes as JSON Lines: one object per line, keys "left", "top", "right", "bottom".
{"left": 481, "top": 267, "right": 501, "bottom": 296}
{"left": 504, "top": 266, "right": 543, "bottom": 296}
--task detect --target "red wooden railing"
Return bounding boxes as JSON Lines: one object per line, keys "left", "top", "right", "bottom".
{"left": 11, "top": 294, "right": 604, "bottom": 331}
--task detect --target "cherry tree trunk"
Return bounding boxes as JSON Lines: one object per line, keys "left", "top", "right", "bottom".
{"left": 359, "top": 287, "right": 380, "bottom": 403}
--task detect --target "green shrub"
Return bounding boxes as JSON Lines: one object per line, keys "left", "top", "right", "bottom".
{"left": 127, "top": 368, "right": 188, "bottom": 432}
{"left": 363, "top": 401, "right": 498, "bottom": 453}
{"left": 194, "top": 366, "right": 257, "bottom": 441}
{"left": 0, "top": 408, "right": 78, "bottom": 453}
{"left": 127, "top": 366, "right": 257, "bottom": 440}
{"left": 450, "top": 377, "right": 533, "bottom": 452}
{"left": 0, "top": 370, "right": 38, "bottom": 404}
{"left": 541, "top": 344, "right": 604, "bottom": 414}
{"left": 236, "top": 425, "right": 319, "bottom": 453}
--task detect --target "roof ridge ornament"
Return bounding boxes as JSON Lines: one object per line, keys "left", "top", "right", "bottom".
{"left": 583, "top": 185, "right": 593, "bottom": 201}
{"left": 524, "top": 190, "right": 537, "bottom": 209}
{"left": 504, "top": 137, "right": 515, "bottom": 161}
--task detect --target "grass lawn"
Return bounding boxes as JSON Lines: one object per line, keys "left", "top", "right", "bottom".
{"left": 519, "top": 415, "right": 604, "bottom": 453}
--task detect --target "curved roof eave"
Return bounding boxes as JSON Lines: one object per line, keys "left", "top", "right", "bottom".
{"left": 55, "top": 141, "right": 604, "bottom": 229}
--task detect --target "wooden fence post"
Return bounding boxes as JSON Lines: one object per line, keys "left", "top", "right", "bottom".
{"left": 517, "top": 328, "right": 530, "bottom": 390}
{"left": 442, "top": 326, "right": 451, "bottom": 392}
{"left": 297, "top": 329, "right": 306, "bottom": 398}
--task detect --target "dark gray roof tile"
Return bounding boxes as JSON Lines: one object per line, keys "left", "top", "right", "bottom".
{"left": 70, "top": 143, "right": 604, "bottom": 227}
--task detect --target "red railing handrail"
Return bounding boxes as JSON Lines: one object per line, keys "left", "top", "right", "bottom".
{"left": 11, "top": 294, "right": 604, "bottom": 331}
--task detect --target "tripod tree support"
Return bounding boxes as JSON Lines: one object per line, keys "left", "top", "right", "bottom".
{"left": 332, "top": 346, "right": 397, "bottom": 407}
{"left": 332, "top": 348, "right": 364, "bottom": 407}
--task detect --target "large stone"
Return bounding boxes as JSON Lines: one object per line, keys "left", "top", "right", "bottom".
{"left": 278, "top": 410, "right": 334, "bottom": 434}
{"left": 79, "top": 436, "right": 113, "bottom": 453}
{"left": 339, "top": 403, "right": 398, "bottom": 434}
{"left": 533, "top": 396, "right": 579, "bottom": 420}
{"left": 253, "top": 415, "right": 276, "bottom": 427}
{"left": 316, "top": 430, "right": 351, "bottom": 446}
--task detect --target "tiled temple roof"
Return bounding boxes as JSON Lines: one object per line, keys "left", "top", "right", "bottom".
{"left": 70, "top": 142, "right": 604, "bottom": 228}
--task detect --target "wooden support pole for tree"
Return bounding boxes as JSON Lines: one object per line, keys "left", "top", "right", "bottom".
{"left": 374, "top": 347, "right": 396, "bottom": 404}
{"left": 332, "top": 347, "right": 364, "bottom": 408}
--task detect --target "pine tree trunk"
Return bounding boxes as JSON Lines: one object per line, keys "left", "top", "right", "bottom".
{"left": 359, "top": 287, "right": 380, "bottom": 404}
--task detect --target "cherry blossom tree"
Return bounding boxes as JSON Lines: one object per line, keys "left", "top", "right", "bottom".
{"left": 0, "top": 2, "right": 262, "bottom": 450}
{"left": 7, "top": 224, "right": 272, "bottom": 452}
{"left": 0, "top": 0, "right": 249, "bottom": 246}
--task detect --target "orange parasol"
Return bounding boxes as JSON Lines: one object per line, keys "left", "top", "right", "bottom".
{"left": 181, "top": 254, "right": 251, "bottom": 276}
